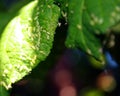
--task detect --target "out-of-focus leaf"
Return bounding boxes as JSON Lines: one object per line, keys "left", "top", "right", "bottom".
{"left": 83, "top": 0, "right": 120, "bottom": 34}
{"left": 111, "top": 22, "right": 120, "bottom": 32}
{"left": 0, "top": 12, "right": 13, "bottom": 36}
{"left": 0, "top": 86, "right": 9, "bottom": 96}
{"left": 65, "top": 0, "right": 120, "bottom": 60}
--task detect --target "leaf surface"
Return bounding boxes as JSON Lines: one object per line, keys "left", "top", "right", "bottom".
{"left": 0, "top": 0, "right": 60, "bottom": 90}
{"left": 65, "top": 0, "right": 120, "bottom": 60}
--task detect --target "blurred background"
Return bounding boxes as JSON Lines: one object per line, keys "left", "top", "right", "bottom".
{"left": 0, "top": 0, "right": 120, "bottom": 96}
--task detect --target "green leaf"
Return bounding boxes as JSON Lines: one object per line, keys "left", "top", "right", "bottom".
{"left": 65, "top": 0, "right": 120, "bottom": 60}
{"left": 83, "top": 0, "right": 120, "bottom": 34}
{"left": 0, "top": 0, "right": 60, "bottom": 90}
{"left": 0, "top": 86, "right": 9, "bottom": 96}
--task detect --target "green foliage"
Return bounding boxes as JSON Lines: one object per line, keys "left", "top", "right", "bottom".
{"left": 0, "top": 12, "right": 12, "bottom": 36}
{"left": 0, "top": 0, "right": 60, "bottom": 91}
{"left": 79, "top": 88, "right": 105, "bottom": 96}
{"left": 0, "top": 0, "right": 120, "bottom": 95}
{"left": 0, "top": 86, "right": 9, "bottom": 96}
{"left": 64, "top": 0, "right": 120, "bottom": 60}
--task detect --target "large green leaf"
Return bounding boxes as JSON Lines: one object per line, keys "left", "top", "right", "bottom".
{"left": 0, "top": 0, "right": 60, "bottom": 91}
{"left": 65, "top": 0, "right": 120, "bottom": 60}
